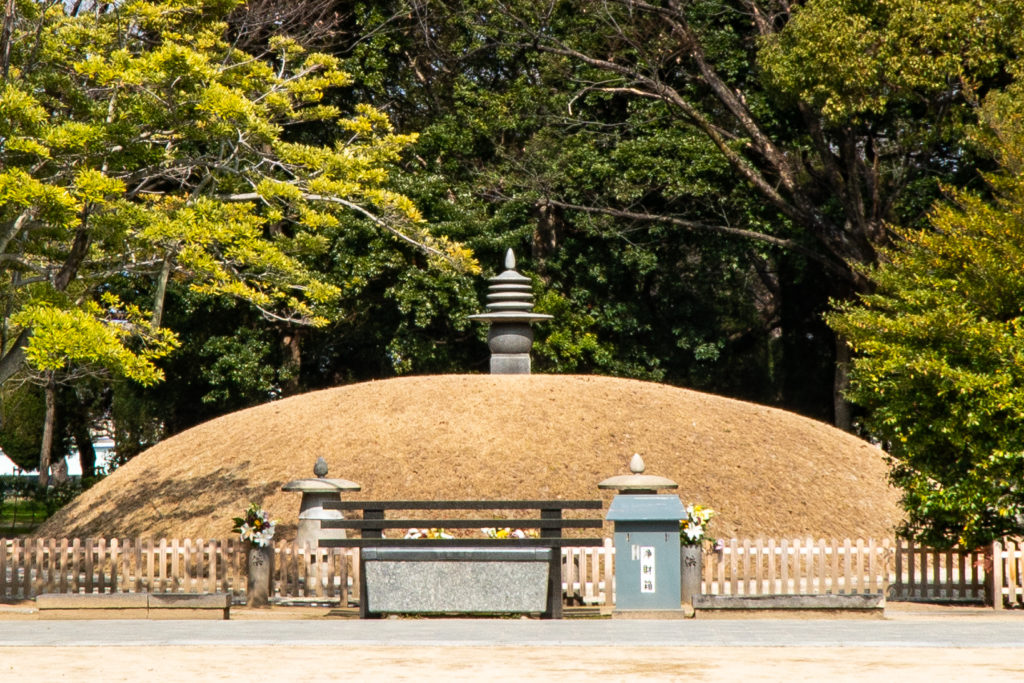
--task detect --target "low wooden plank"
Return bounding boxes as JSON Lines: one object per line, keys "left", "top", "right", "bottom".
{"left": 323, "top": 518, "right": 603, "bottom": 530}
{"left": 324, "top": 500, "right": 603, "bottom": 511}
{"left": 319, "top": 537, "right": 604, "bottom": 548}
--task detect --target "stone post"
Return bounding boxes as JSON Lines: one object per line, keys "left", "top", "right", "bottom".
{"left": 246, "top": 543, "right": 273, "bottom": 607}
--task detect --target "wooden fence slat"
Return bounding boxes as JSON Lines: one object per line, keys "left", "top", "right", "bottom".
{"left": 715, "top": 541, "right": 725, "bottom": 596}
{"left": 930, "top": 545, "right": 939, "bottom": 600}
{"left": 603, "top": 539, "right": 613, "bottom": 607}
{"left": 780, "top": 539, "right": 789, "bottom": 595}
{"left": 752, "top": 539, "right": 762, "bottom": 595}
{"left": 157, "top": 539, "right": 167, "bottom": 593}
{"left": 44, "top": 538, "right": 56, "bottom": 593}
{"left": 83, "top": 539, "right": 94, "bottom": 594}
{"left": 817, "top": 539, "right": 826, "bottom": 595}
{"left": 0, "top": 539, "right": 8, "bottom": 598}
{"left": 909, "top": 539, "right": 918, "bottom": 599}
{"left": 33, "top": 538, "right": 43, "bottom": 597}
{"left": 728, "top": 539, "right": 738, "bottom": 596}
{"left": 11, "top": 540, "right": 20, "bottom": 599}
{"left": 108, "top": 538, "right": 118, "bottom": 593}
{"left": 1006, "top": 540, "right": 1016, "bottom": 607}
{"left": 993, "top": 540, "right": 1004, "bottom": 609}
{"left": 801, "top": 539, "right": 808, "bottom": 594}
{"left": 853, "top": 539, "right": 863, "bottom": 594}
{"left": 96, "top": 539, "right": 107, "bottom": 593}
{"left": 840, "top": 539, "right": 850, "bottom": 595}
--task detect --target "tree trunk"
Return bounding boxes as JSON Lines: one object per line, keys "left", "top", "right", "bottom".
{"left": 280, "top": 328, "right": 303, "bottom": 396}
{"left": 38, "top": 375, "right": 56, "bottom": 488}
{"left": 532, "top": 199, "right": 561, "bottom": 268}
{"left": 73, "top": 420, "right": 96, "bottom": 479}
{"left": 151, "top": 255, "right": 173, "bottom": 328}
{"left": 0, "top": 0, "right": 15, "bottom": 81}
{"left": 833, "top": 335, "right": 852, "bottom": 431}
{"left": 50, "top": 456, "right": 68, "bottom": 486}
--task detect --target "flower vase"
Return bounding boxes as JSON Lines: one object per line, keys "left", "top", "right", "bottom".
{"left": 680, "top": 544, "right": 703, "bottom": 606}
{"left": 246, "top": 542, "right": 274, "bottom": 607}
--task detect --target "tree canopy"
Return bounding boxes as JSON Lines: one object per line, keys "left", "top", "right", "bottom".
{"left": 827, "top": 69, "right": 1024, "bottom": 547}
{"left": 0, "top": 0, "right": 475, "bottom": 478}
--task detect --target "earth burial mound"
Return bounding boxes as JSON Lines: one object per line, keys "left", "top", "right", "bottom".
{"left": 37, "top": 374, "right": 903, "bottom": 541}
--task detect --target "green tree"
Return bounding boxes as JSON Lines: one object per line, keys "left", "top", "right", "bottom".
{"left": 470, "top": 0, "right": 1024, "bottom": 424}
{"left": 827, "top": 70, "right": 1024, "bottom": 547}
{"left": 0, "top": 0, "right": 475, "bottom": 478}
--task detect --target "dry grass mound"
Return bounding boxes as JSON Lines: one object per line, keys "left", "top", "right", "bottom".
{"left": 37, "top": 375, "right": 903, "bottom": 540}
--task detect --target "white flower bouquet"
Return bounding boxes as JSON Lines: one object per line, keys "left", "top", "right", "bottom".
{"left": 232, "top": 502, "right": 277, "bottom": 547}
{"left": 680, "top": 504, "right": 714, "bottom": 546}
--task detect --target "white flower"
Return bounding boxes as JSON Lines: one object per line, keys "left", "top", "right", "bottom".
{"left": 684, "top": 523, "right": 704, "bottom": 541}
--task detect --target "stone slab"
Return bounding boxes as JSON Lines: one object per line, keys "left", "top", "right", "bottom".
{"left": 37, "top": 593, "right": 149, "bottom": 610}
{"left": 36, "top": 592, "right": 230, "bottom": 620}
{"left": 693, "top": 594, "right": 884, "bottom": 610}
{"left": 612, "top": 608, "right": 693, "bottom": 619}
{"left": 148, "top": 593, "right": 231, "bottom": 610}
{"left": 146, "top": 608, "right": 229, "bottom": 620}
{"left": 37, "top": 608, "right": 150, "bottom": 620}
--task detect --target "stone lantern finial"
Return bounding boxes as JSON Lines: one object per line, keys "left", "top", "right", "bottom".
{"left": 598, "top": 453, "right": 678, "bottom": 494}
{"left": 313, "top": 456, "right": 329, "bottom": 478}
{"left": 467, "top": 249, "right": 553, "bottom": 374}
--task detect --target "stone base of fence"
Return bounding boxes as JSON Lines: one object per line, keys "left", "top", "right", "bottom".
{"left": 693, "top": 593, "right": 884, "bottom": 619}
{"left": 36, "top": 592, "right": 230, "bottom": 619}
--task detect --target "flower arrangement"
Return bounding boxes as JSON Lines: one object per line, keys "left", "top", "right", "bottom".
{"left": 232, "top": 503, "right": 277, "bottom": 547}
{"left": 404, "top": 528, "right": 454, "bottom": 539}
{"left": 482, "top": 527, "right": 540, "bottom": 539}
{"left": 680, "top": 504, "right": 714, "bottom": 546}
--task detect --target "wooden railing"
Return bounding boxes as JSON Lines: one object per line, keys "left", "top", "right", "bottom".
{"left": 890, "top": 539, "right": 986, "bottom": 602}
{"left": 3, "top": 536, "right": 1021, "bottom": 608}
{"left": 702, "top": 538, "right": 893, "bottom": 597}
{"left": 993, "top": 537, "right": 1024, "bottom": 609}
{"left": 0, "top": 538, "right": 353, "bottom": 603}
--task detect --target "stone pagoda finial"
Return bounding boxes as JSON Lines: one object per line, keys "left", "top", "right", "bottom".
{"left": 467, "top": 249, "right": 553, "bottom": 374}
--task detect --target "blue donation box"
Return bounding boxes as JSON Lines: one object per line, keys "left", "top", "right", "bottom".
{"left": 607, "top": 494, "right": 686, "bottom": 611}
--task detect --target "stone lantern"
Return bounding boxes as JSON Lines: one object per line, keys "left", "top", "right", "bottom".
{"left": 468, "top": 248, "right": 552, "bottom": 374}
{"left": 599, "top": 454, "right": 687, "bottom": 616}
{"left": 282, "top": 457, "right": 361, "bottom": 550}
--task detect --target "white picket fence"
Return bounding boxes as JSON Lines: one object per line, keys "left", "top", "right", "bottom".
{"left": 3, "top": 536, "right": 1022, "bottom": 607}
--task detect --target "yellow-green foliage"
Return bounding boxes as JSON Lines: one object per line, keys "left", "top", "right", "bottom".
{"left": 12, "top": 296, "right": 178, "bottom": 386}
{"left": 760, "top": 0, "right": 1024, "bottom": 123}
{"left": 0, "top": 0, "right": 477, "bottom": 386}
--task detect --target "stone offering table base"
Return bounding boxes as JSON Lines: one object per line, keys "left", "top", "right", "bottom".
{"left": 319, "top": 499, "right": 604, "bottom": 618}
{"left": 362, "top": 548, "right": 552, "bottom": 614}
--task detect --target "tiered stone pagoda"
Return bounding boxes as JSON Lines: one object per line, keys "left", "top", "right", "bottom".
{"left": 468, "top": 249, "right": 553, "bottom": 374}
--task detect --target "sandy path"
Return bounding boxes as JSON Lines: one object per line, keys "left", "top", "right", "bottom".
{"left": 0, "top": 646, "right": 1018, "bottom": 682}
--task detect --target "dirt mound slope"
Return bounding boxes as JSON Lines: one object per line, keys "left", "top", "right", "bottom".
{"left": 37, "top": 375, "right": 903, "bottom": 540}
